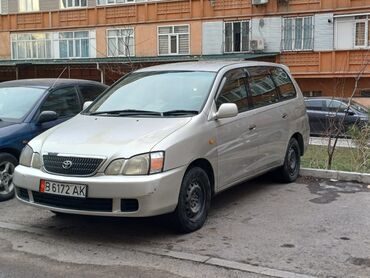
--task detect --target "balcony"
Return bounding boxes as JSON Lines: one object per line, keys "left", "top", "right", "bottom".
{"left": 279, "top": 50, "right": 370, "bottom": 78}
{"left": 0, "top": 0, "right": 369, "bottom": 32}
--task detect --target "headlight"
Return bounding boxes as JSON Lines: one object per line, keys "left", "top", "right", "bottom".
{"left": 19, "top": 145, "right": 33, "bottom": 167}
{"left": 19, "top": 145, "right": 42, "bottom": 169}
{"left": 105, "top": 152, "right": 164, "bottom": 176}
{"left": 31, "top": 153, "right": 42, "bottom": 169}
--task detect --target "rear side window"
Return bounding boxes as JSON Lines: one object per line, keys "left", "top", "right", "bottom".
{"left": 305, "top": 99, "right": 324, "bottom": 111}
{"left": 79, "top": 85, "right": 105, "bottom": 102}
{"left": 270, "top": 67, "right": 297, "bottom": 101}
{"left": 326, "top": 100, "right": 348, "bottom": 113}
{"left": 41, "top": 87, "right": 80, "bottom": 117}
{"left": 216, "top": 69, "right": 250, "bottom": 112}
{"left": 247, "top": 67, "right": 278, "bottom": 108}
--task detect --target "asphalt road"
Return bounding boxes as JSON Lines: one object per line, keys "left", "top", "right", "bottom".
{"left": 0, "top": 175, "right": 370, "bottom": 278}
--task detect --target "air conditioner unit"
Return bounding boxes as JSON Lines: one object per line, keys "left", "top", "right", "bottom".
{"left": 252, "top": 0, "right": 269, "bottom": 5}
{"left": 250, "top": 39, "right": 265, "bottom": 51}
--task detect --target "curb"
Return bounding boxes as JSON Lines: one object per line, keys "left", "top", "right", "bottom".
{"left": 300, "top": 168, "right": 370, "bottom": 184}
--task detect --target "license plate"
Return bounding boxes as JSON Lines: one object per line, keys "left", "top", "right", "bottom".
{"left": 40, "top": 180, "right": 87, "bottom": 198}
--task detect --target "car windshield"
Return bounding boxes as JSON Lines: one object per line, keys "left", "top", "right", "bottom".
{"left": 87, "top": 71, "right": 216, "bottom": 117}
{"left": 351, "top": 101, "right": 369, "bottom": 114}
{"left": 0, "top": 87, "right": 45, "bottom": 122}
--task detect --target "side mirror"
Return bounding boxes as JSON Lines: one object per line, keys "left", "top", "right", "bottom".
{"left": 215, "top": 103, "right": 238, "bottom": 120}
{"left": 37, "top": 111, "right": 58, "bottom": 124}
{"left": 347, "top": 110, "right": 355, "bottom": 116}
{"left": 83, "top": 101, "right": 93, "bottom": 111}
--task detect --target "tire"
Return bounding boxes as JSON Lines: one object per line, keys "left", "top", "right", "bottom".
{"left": 172, "top": 167, "right": 211, "bottom": 233}
{"left": 275, "top": 138, "right": 301, "bottom": 183}
{"left": 0, "top": 153, "right": 18, "bottom": 202}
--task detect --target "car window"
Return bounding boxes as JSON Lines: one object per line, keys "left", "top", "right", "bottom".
{"left": 305, "top": 99, "right": 324, "bottom": 111}
{"left": 216, "top": 69, "right": 250, "bottom": 112}
{"left": 40, "top": 87, "right": 80, "bottom": 117}
{"left": 247, "top": 67, "right": 279, "bottom": 109}
{"left": 79, "top": 85, "right": 105, "bottom": 102}
{"left": 326, "top": 100, "right": 347, "bottom": 113}
{"left": 0, "top": 87, "right": 45, "bottom": 122}
{"left": 270, "top": 67, "right": 296, "bottom": 101}
{"left": 88, "top": 71, "right": 216, "bottom": 114}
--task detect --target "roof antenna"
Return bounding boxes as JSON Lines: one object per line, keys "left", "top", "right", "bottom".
{"left": 50, "top": 66, "right": 68, "bottom": 89}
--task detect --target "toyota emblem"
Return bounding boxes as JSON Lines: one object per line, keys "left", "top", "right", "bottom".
{"left": 62, "top": 160, "right": 73, "bottom": 170}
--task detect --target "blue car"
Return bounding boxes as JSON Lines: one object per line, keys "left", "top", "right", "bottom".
{"left": 0, "top": 79, "right": 107, "bottom": 201}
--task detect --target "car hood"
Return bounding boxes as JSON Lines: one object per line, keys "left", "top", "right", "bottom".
{"left": 34, "top": 114, "right": 192, "bottom": 158}
{"left": 0, "top": 120, "right": 17, "bottom": 129}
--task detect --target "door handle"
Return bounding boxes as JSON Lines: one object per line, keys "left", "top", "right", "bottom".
{"left": 282, "top": 113, "right": 288, "bottom": 119}
{"left": 249, "top": 124, "right": 257, "bottom": 131}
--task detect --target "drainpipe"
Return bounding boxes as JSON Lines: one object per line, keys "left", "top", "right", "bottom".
{"left": 96, "top": 63, "right": 105, "bottom": 84}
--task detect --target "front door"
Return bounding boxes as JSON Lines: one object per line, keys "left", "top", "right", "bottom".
{"left": 215, "top": 68, "right": 260, "bottom": 189}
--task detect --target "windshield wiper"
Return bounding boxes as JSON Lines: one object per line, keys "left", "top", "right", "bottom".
{"left": 162, "top": 110, "right": 199, "bottom": 116}
{"left": 89, "top": 109, "right": 162, "bottom": 116}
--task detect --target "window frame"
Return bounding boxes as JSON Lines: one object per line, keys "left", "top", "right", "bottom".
{"left": 282, "top": 16, "right": 314, "bottom": 52}
{"left": 354, "top": 15, "right": 370, "bottom": 48}
{"left": 11, "top": 32, "right": 53, "bottom": 60}
{"left": 58, "top": 30, "right": 91, "bottom": 59}
{"left": 157, "top": 24, "right": 190, "bottom": 56}
{"left": 60, "top": 0, "right": 88, "bottom": 9}
{"left": 223, "top": 20, "right": 251, "bottom": 54}
{"left": 18, "top": 0, "right": 40, "bottom": 13}
{"left": 106, "top": 27, "right": 135, "bottom": 57}
{"left": 96, "top": 0, "right": 134, "bottom": 5}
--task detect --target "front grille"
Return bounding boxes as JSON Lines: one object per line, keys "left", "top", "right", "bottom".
{"left": 16, "top": 187, "right": 29, "bottom": 201}
{"left": 32, "top": 191, "right": 113, "bottom": 212}
{"left": 43, "top": 155, "right": 104, "bottom": 176}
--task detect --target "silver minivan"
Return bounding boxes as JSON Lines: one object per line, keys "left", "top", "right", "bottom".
{"left": 13, "top": 61, "right": 309, "bottom": 232}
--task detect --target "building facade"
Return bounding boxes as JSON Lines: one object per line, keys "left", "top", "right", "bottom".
{"left": 0, "top": 0, "right": 370, "bottom": 101}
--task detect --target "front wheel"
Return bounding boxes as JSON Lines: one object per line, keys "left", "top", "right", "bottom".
{"left": 275, "top": 138, "right": 301, "bottom": 183}
{"left": 172, "top": 167, "right": 211, "bottom": 233}
{"left": 0, "top": 153, "right": 18, "bottom": 202}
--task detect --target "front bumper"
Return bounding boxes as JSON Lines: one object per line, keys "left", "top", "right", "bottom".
{"left": 13, "top": 165, "right": 186, "bottom": 217}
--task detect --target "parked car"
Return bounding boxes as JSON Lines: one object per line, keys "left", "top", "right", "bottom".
{"left": 13, "top": 62, "right": 309, "bottom": 233}
{"left": 0, "top": 79, "right": 107, "bottom": 201}
{"left": 304, "top": 97, "right": 369, "bottom": 136}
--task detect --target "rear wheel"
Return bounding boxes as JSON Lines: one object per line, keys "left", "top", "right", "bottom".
{"left": 0, "top": 153, "right": 17, "bottom": 202}
{"left": 275, "top": 138, "right": 301, "bottom": 183}
{"left": 172, "top": 167, "right": 211, "bottom": 233}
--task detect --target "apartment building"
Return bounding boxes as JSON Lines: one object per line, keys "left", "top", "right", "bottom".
{"left": 0, "top": 0, "right": 369, "bottom": 100}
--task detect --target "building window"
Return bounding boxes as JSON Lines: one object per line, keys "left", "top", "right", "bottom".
{"left": 60, "top": 0, "right": 87, "bottom": 9}
{"left": 107, "top": 28, "right": 134, "bottom": 57}
{"left": 97, "top": 0, "right": 135, "bottom": 5}
{"left": 224, "top": 21, "right": 250, "bottom": 53}
{"left": 11, "top": 33, "right": 52, "bottom": 60}
{"left": 283, "top": 16, "right": 313, "bottom": 51}
{"left": 19, "top": 0, "right": 39, "bottom": 12}
{"left": 158, "top": 25, "right": 189, "bottom": 55}
{"left": 354, "top": 15, "right": 370, "bottom": 48}
{"left": 59, "top": 31, "right": 90, "bottom": 58}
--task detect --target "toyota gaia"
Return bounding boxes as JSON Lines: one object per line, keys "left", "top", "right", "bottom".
{"left": 13, "top": 61, "right": 309, "bottom": 233}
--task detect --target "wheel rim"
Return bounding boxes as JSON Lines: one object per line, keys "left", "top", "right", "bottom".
{"left": 0, "top": 161, "right": 15, "bottom": 195}
{"left": 287, "top": 147, "right": 298, "bottom": 176}
{"left": 185, "top": 180, "right": 205, "bottom": 221}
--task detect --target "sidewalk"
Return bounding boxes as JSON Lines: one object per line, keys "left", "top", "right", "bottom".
{"left": 309, "top": 137, "right": 356, "bottom": 148}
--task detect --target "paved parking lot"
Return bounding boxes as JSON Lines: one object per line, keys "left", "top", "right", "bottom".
{"left": 0, "top": 175, "right": 370, "bottom": 278}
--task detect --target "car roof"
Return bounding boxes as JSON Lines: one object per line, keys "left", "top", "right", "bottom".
{"left": 304, "top": 97, "right": 347, "bottom": 102}
{"left": 0, "top": 78, "right": 106, "bottom": 90}
{"left": 135, "top": 61, "right": 288, "bottom": 73}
